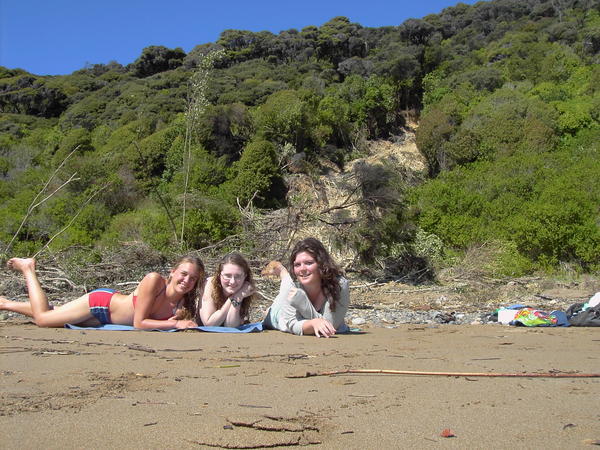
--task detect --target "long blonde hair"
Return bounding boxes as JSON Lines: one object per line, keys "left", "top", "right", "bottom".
{"left": 172, "top": 255, "right": 206, "bottom": 320}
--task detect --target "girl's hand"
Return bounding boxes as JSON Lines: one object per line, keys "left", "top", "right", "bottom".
{"left": 233, "top": 282, "right": 255, "bottom": 301}
{"left": 261, "top": 260, "right": 284, "bottom": 278}
{"left": 174, "top": 319, "right": 197, "bottom": 329}
{"left": 168, "top": 309, "right": 185, "bottom": 320}
{"left": 310, "top": 318, "right": 336, "bottom": 338}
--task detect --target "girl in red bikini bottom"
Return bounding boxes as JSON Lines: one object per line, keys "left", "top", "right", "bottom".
{"left": 0, "top": 255, "right": 206, "bottom": 330}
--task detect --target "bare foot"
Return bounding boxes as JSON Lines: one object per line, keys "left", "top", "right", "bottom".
{"left": 7, "top": 257, "right": 36, "bottom": 273}
{"left": 261, "top": 260, "right": 284, "bottom": 278}
{"left": 0, "top": 296, "right": 8, "bottom": 309}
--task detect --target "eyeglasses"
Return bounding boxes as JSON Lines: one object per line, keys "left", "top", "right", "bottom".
{"left": 220, "top": 273, "right": 245, "bottom": 281}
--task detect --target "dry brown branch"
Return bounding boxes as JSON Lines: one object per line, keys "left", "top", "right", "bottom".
{"left": 319, "top": 185, "right": 361, "bottom": 214}
{"left": 31, "top": 173, "right": 80, "bottom": 211}
{"left": 43, "top": 277, "right": 77, "bottom": 289}
{"left": 5, "top": 145, "right": 81, "bottom": 255}
{"left": 126, "top": 344, "right": 156, "bottom": 353}
{"left": 316, "top": 217, "right": 358, "bottom": 227}
{"left": 287, "top": 369, "right": 600, "bottom": 379}
{"left": 349, "top": 281, "right": 385, "bottom": 289}
{"left": 33, "top": 182, "right": 112, "bottom": 259}
{"left": 237, "top": 192, "right": 259, "bottom": 219}
{"left": 197, "top": 235, "right": 243, "bottom": 253}
{"left": 187, "top": 435, "right": 321, "bottom": 449}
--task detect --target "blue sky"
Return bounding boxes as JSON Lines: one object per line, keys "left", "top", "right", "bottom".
{"left": 1, "top": 0, "right": 480, "bottom": 76}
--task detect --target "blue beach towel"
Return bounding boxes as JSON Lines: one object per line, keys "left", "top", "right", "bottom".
{"left": 65, "top": 322, "right": 264, "bottom": 333}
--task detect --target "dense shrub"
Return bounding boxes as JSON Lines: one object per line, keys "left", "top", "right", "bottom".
{"left": 413, "top": 128, "right": 600, "bottom": 273}
{"left": 222, "top": 138, "right": 285, "bottom": 208}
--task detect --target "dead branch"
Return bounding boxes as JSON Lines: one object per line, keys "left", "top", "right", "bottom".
{"left": 349, "top": 281, "right": 385, "bottom": 289}
{"left": 315, "top": 217, "right": 358, "bottom": 227}
{"left": 286, "top": 369, "right": 600, "bottom": 379}
{"left": 319, "top": 185, "right": 361, "bottom": 214}
{"left": 33, "top": 182, "right": 113, "bottom": 259}
{"left": 187, "top": 436, "right": 321, "bottom": 449}
{"left": 32, "top": 173, "right": 80, "bottom": 211}
{"left": 126, "top": 344, "right": 156, "bottom": 353}
{"left": 237, "top": 192, "right": 259, "bottom": 221}
{"left": 5, "top": 145, "right": 80, "bottom": 255}
{"left": 43, "top": 277, "right": 77, "bottom": 289}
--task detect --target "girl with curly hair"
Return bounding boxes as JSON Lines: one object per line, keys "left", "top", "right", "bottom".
{"left": 262, "top": 237, "right": 349, "bottom": 337}
{"left": 199, "top": 253, "right": 256, "bottom": 327}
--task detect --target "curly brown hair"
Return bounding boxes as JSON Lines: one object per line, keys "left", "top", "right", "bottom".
{"left": 210, "top": 253, "right": 255, "bottom": 321}
{"left": 170, "top": 255, "right": 206, "bottom": 320}
{"left": 288, "top": 237, "right": 343, "bottom": 311}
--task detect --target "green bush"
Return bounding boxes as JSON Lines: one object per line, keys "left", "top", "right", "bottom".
{"left": 413, "top": 128, "right": 600, "bottom": 272}
{"left": 253, "top": 90, "right": 306, "bottom": 148}
{"left": 101, "top": 206, "right": 176, "bottom": 252}
{"left": 125, "top": 125, "right": 180, "bottom": 192}
{"left": 222, "top": 138, "right": 285, "bottom": 207}
{"left": 180, "top": 198, "right": 241, "bottom": 248}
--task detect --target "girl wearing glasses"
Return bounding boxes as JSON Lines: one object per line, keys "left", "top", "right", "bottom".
{"left": 199, "top": 253, "right": 256, "bottom": 327}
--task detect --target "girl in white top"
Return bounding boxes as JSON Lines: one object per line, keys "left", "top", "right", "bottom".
{"left": 262, "top": 237, "right": 349, "bottom": 337}
{"left": 199, "top": 253, "right": 256, "bottom": 327}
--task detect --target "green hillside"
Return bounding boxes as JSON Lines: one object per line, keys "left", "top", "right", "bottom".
{"left": 1, "top": 0, "right": 598, "bottom": 277}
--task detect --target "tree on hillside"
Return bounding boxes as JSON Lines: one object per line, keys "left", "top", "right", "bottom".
{"left": 131, "top": 46, "right": 186, "bottom": 78}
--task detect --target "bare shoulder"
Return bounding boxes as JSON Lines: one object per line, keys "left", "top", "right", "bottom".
{"left": 140, "top": 272, "right": 165, "bottom": 288}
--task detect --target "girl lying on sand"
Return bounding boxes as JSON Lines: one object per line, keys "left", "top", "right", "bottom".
{"left": 199, "top": 253, "right": 256, "bottom": 327}
{"left": 0, "top": 255, "right": 205, "bottom": 329}
{"left": 262, "top": 237, "right": 349, "bottom": 337}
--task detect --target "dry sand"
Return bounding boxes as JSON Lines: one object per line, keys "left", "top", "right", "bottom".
{"left": 1, "top": 319, "right": 599, "bottom": 449}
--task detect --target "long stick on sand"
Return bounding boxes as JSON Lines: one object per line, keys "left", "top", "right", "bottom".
{"left": 286, "top": 369, "right": 600, "bottom": 379}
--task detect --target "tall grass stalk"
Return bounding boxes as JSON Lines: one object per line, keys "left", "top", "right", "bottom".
{"left": 180, "top": 50, "right": 225, "bottom": 247}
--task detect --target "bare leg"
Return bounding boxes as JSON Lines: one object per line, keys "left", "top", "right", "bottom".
{"left": 0, "top": 296, "right": 35, "bottom": 317}
{"left": 7, "top": 258, "right": 91, "bottom": 327}
{"left": 7, "top": 258, "right": 51, "bottom": 317}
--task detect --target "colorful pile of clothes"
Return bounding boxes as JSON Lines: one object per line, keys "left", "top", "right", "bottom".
{"left": 496, "top": 292, "right": 600, "bottom": 327}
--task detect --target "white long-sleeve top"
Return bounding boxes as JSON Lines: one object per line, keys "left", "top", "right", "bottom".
{"left": 266, "top": 275, "right": 349, "bottom": 335}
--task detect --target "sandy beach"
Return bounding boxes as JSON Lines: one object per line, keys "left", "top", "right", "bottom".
{"left": 1, "top": 319, "right": 599, "bottom": 449}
